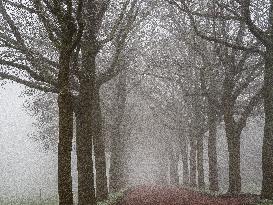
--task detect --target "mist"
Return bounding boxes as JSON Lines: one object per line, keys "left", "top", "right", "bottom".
{"left": 0, "top": 83, "right": 57, "bottom": 199}
{"left": 0, "top": 0, "right": 272, "bottom": 205}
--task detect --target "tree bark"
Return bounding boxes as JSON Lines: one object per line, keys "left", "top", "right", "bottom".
{"left": 157, "top": 153, "right": 169, "bottom": 185}
{"left": 207, "top": 99, "right": 219, "bottom": 192}
{"left": 109, "top": 127, "right": 126, "bottom": 192}
{"left": 76, "top": 47, "right": 97, "bottom": 204}
{"left": 197, "top": 134, "right": 205, "bottom": 190}
{"left": 110, "top": 72, "right": 127, "bottom": 192}
{"left": 180, "top": 137, "right": 189, "bottom": 186}
{"left": 76, "top": 32, "right": 108, "bottom": 203}
{"left": 169, "top": 148, "right": 179, "bottom": 186}
{"left": 222, "top": 71, "right": 242, "bottom": 194}
{"left": 92, "top": 88, "right": 108, "bottom": 201}
{"left": 77, "top": 75, "right": 107, "bottom": 204}
{"left": 261, "top": 48, "right": 273, "bottom": 200}
{"left": 189, "top": 134, "right": 197, "bottom": 187}
{"left": 57, "top": 49, "right": 74, "bottom": 205}
{"left": 75, "top": 106, "right": 96, "bottom": 205}
{"left": 226, "top": 123, "right": 241, "bottom": 194}
{"left": 80, "top": 2, "right": 108, "bottom": 200}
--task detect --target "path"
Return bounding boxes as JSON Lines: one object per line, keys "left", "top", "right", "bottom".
{"left": 116, "top": 185, "right": 258, "bottom": 205}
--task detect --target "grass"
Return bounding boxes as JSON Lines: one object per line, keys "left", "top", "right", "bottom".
{"left": 0, "top": 196, "right": 58, "bottom": 205}
{"left": 0, "top": 190, "right": 126, "bottom": 205}
{"left": 97, "top": 189, "right": 126, "bottom": 205}
{"left": 256, "top": 200, "right": 273, "bottom": 205}
{"left": 0, "top": 189, "right": 126, "bottom": 205}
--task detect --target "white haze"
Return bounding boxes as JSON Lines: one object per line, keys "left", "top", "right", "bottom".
{"left": 0, "top": 82, "right": 58, "bottom": 199}
{"left": 0, "top": 82, "right": 264, "bottom": 200}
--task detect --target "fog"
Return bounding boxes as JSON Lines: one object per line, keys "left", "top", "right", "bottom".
{"left": 0, "top": 82, "right": 265, "bottom": 203}
{"left": 0, "top": 0, "right": 272, "bottom": 204}
{"left": 0, "top": 82, "right": 57, "bottom": 199}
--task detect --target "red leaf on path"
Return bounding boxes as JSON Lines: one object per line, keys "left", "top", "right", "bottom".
{"left": 116, "top": 185, "right": 258, "bottom": 205}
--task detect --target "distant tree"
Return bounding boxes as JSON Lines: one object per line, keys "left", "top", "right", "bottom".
{"left": 167, "top": 0, "right": 266, "bottom": 195}
{"left": 24, "top": 91, "right": 58, "bottom": 153}
{"left": 109, "top": 69, "right": 128, "bottom": 192}
{"left": 135, "top": 21, "right": 208, "bottom": 189}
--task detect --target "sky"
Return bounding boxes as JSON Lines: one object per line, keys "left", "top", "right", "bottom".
{"left": 0, "top": 82, "right": 58, "bottom": 199}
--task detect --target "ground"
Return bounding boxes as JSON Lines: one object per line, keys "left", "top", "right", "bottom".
{"left": 115, "top": 185, "right": 260, "bottom": 205}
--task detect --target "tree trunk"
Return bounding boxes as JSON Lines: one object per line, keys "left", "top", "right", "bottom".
{"left": 222, "top": 72, "right": 241, "bottom": 194}
{"left": 226, "top": 125, "right": 241, "bottom": 194}
{"left": 207, "top": 100, "right": 219, "bottom": 192}
{"left": 261, "top": 49, "right": 273, "bottom": 200}
{"left": 180, "top": 137, "right": 189, "bottom": 186}
{"left": 109, "top": 73, "right": 127, "bottom": 192}
{"left": 109, "top": 127, "right": 126, "bottom": 192}
{"left": 76, "top": 52, "right": 97, "bottom": 205}
{"left": 78, "top": 1, "right": 109, "bottom": 201}
{"left": 197, "top": 134, "right": 205, "bottom": 190}
{"left": 75, "top": 107, "right": 96, "bottom": 205}
{"left": 157, "top": 153, "right": 169, "bottom": 185}
{"left": 189, "top": 134, "right": 197, "bottom": 187}
{"left": 169, "top": 149, "right": 179, "bottom": 186}
{"left": 76, "top": 35, "right": 107, "bottom": 203}
{"left": 57, "top": 49, "right": 74, "bottom": 205}
{"left": 190, "top": 94, "right": 203, "bottom": 188}
{"left": 92, "top": 88, "right": 108, "bottom": 201}
{"left": 77, "top": 81, "right": 107, "bottom": 204}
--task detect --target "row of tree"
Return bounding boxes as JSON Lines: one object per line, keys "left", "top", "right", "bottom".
{"left": 0, "top": 0, "right": 273, "bottom": 204}
{"left": 165, "top": 0, "right": 273, "bottom": 199}
{"left": 0, "top": 0, "right": 149, "bottom": 204}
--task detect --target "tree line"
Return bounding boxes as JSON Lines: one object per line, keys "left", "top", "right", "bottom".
{"left": 0, "top": 0, "right": 272, "bottom": 204}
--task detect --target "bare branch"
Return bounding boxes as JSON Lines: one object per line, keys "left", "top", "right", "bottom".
{"left": 0, "top": 72, "right": 58, "bottom": 93}
{"left": 240, "top": 0, "right": 271, "bottom": 46}
{"left": 167, "top": 0, "right": 263, "bottom": 54}
{"left": 33, "top": 0, "right": 61, "bottom": 48}
{"left": 236, "top": 87, "right": 263, "bottom": 132}
{"left": 4, "top": 0, "right": 36, "bottom": 13}
{"left": 97, "top": 0, "right": 139, "bottom": 86}
{"left": 233, "top": 63, "right": 263, "bottom": 100}
{"left": 99, "top": 0, "right": 130, "bottom": 45}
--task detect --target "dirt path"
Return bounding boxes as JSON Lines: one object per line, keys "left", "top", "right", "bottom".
{"left": 116, "top": 185, "right": 258, "bottom": 205}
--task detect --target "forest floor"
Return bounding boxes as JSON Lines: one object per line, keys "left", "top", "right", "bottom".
{"left": 115, "top": 185, "right": 261, "bottom": 205}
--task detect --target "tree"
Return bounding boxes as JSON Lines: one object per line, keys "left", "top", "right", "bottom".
{"left": 109, "top": 69, "right": 128, "bottom": 192}
{"left": 0, "top": 0, "right": 142, "bottom": 203}
{"left": 0, "top": 1, "right": 83, "bottom": 203}
{"left": 167, "top": 0, "right": 266, "bottom": 195}
{"left": 134, "top": 26, "right": 206, "bottom": 188}
{"left": 24, "top": 91, "right": 58, "bottom": 153}
{"left": 76, "top": 1, "right": 140, "bottom": 202}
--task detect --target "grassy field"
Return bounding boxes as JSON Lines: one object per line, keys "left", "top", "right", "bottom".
{"left": 0, "top": 191, "right": 124, "bottom": 205}
{"left": 256, "top": 201, "right": 273, "bottom": 205}
{"left": 0, "top": 197, "right": 58, "bottom": 205}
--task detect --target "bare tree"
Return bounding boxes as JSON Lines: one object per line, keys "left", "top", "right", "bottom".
{"left": 167, "top": 0, "right": 266, "bottom": 195}
{"left": 0, "top": 0, "right": 140, "bottom": 204}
